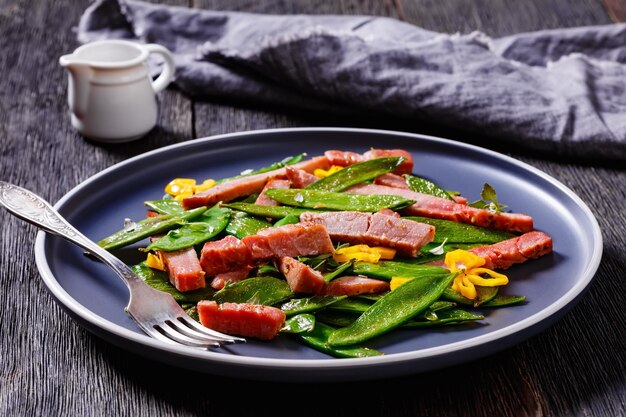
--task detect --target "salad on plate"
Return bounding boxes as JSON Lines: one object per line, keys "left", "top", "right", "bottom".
{"left": 97, "top": 148, "right": 553, "bottom": 358}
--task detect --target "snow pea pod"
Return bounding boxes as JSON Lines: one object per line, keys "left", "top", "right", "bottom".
{"left": 222, "top": 202, "right": 313, "bottom": 219}
{"left": 280, "top": 295, "right": 347, "bottom": 317}
{"left": 326, "top": 297, "right": 374, "bottom": 313}
{"left": 352, "top": 260, "right": 448, "bottom": 281}
{"left": 144, "top": 199, "right": 185, "bottom": 215}
{"left": 225, "top": 210, "right": 272, "bottom": 238}
{"left": 264, "top": 188, "right": 413, "bottom": 212}
{"left": 281, "top": 314, "right": 316, "bottom": 334}
{"left": 404, "top": 174, "right": 455, "bottom": 201}
{"left": 441, "top": 285, "right": 499, "bottom": 307}
{"left": 273, "top": 214, "right": 300, "bottom": 227}
{"left": 317, "top": 305, "right": 482, "bottom": 329}
{"left": 327, "top": 272, "right": 456, "bottom": 346}
{"left": 213, "top": 277, "right": 294, "bottom": 305}
{"left": 306, "top": 156, "right": 404, "bottom": 192}
{"left": 98, "top": 206, "right": 207, "bottom": 251}
{"left": 401, "top": 308, "right": 484, "bottom": 328}
{"left": 480, "top": 294, "right": 526, "bottom": 307}
{"left": 405, "top": 216, "right": 515, "bottom": 244}
{"left": 216, "top": 153, "right": 306, "bottom": 184}
{"left": 147, "top": 206, "right": 230, "bottom": 251}
{"left": 294, "top": 321, "right": 384, "bottom": 358}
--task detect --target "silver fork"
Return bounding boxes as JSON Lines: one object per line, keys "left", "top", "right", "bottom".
{"left": 0, "top": 181, "right": 246, "bottom": 349}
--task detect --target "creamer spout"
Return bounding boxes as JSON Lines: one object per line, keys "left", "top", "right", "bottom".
{"left": 59, "top": 56, "right": 92, "bottom": 119}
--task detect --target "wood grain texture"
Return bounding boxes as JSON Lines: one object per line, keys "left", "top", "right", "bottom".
{"left": 1, "top": 0, "right": 625, "bottom": 416}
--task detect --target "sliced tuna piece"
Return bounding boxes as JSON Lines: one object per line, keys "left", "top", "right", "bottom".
{"left": 364, "top": 149, "right": 414, "bottom": 174}
{"left": 377, "top": 208, "right": 400, "bottom": 218}
{"left": 374, "top": 173, "right": 409, "bottom": 189}
{"left": 469, "top": 230, "right": 553, "bottom": 270}
{"left": 285, "top": 166, "right": 319, "bottom": 188}
{"left": 300, "top": 211, "right": 435, "bottom": 257}
{"left": 324, "top": 150, "right": 366, "bottom": 166}
{"left": 243, "top": 223, "right": 334, "bottom": 261}
{"left": 277, "top": 256, "right": 326, "bottom": 294}
{"left": 182, "top": 156, "right": 330, "bottom": 209}
{"left": 148, "top": 225, "right": 205, "bottom": 292}
{"left": 429, "top": 231, "right": 553, "bottom": 270}
{"left": 255, "top": 178, "right": 291, "bottom": 206}
{"left": 323, "top": 276, "right": 390, "bottom": 296}
{"left": 366, "top": 212, "right": 435, "bottom": 256}
{"left": 210, "top": 266, "right": 253, "bottom": 290}
{"left": 197, "top": 300, "right": 286, "bottom": 341}
{"left": 324, "top": 149, "right": 414, "bottom": 175}
{"left": 301, "top": 211, "right": 371, "bottom": 242}
{"left": 160, "top": 247, "right": 206, "bottom": 292}
{"left": 453, "top": 195, "right": 468, "bottom": 204}
{"left": 346, "top": 183, "right": 534, "bottom": 233}
{"left": 199, "top": 235, "right": 253, "bottom": 277}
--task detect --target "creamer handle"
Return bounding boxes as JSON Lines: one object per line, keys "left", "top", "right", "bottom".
{"left": 144, "top": 44, "right": 175, "bottom": 93}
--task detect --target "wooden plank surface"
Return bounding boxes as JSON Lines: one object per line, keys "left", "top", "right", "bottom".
{"left": 1, "top": 0, "right": 625, "bottom": 416}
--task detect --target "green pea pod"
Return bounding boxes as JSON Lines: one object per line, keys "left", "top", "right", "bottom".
{"left": 352, "top": 260, "right": 449, "bottom": 281}
{"left": 132, "top": 262, "right": 215, "bottom": 303}
{"left": 280, "top": 295, "right": 347, "bottom": 317}
{"left": 404, "top": 174, "right": 455, "bottom": 201}
{"left": 294, "top": 322, "right": 384, "bottom": 358}
{"left": 405, "top": 216, "right": 515, "bottom": 244}
{"left": 327, "top": 297, "right": 374, "bottom": 314}
{"left": 98, "top": 206, "right": 207, "bottom": 251}
{"left": 216, "top": 153, "right": 306, "bottom": 184}
{"left": 223, "top": 202, "right": 313, "bottom": 219}
{"left": 225, "top": 210, "right": 272, "bottom": 238}
{"left": 273, "top": 214, "right": 300, "bottom": 227}
{"left": 315, "top": 311, "right": 361, "bottom": 328}
{"left": 264, "top": 188, "right": 413, "bottom": 212}
{"left": 281, "top": 314, "right": 316, "bottom": 334}
{"left": 327, "top": 272, "right": 456, "bottom": 346}
{"left": 144, "top": 199, "right": 185, "bottom": 215}
{"left": 147, "top": 206, "right": 230, "bottom": 251}
{"left": 441, "top": 285, "right": 499, "bottom": 307}
{"left": 402, "top": 308, "right": 484, "bottom": 328}
{"left": 315, "top": 301, "right": 458, "bottom": 327}
{"left": 306, "top": 157, "right": 404, "bottom": 192}
{"left": 213, "top": 277, "right": 294, "bottom": 305}
{"left": 427, "top": 301, "right": 457, "bottom": 312}
{"left": 480, "top": 294, "right": 526, "bottom": 307}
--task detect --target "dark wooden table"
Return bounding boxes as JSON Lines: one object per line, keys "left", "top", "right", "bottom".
{"left": 1, "top": 1, "right": 625, "bottom": 416}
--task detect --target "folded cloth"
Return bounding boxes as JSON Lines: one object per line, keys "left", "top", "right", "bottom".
{"left": 77, "top": 0, "right": 626, "bottom": 160}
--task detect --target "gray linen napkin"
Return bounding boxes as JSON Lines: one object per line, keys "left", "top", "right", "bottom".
{"left": 77, "top": 0, "right": 626, "bottom": 161}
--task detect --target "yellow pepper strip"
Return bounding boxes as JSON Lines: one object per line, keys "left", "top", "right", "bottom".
{"left": 194, "top": 179, "right": 216, "bottom": 193}
{"left": 390, "top": 276, "right": 413, "bottom": 291}
{"left": 146, "top": 252, "right": 165, "bottom": 271}
{"left": 165, "top": 178, "right": 216, "bottom": 201}
{"left": 333, "top": 244, "right": 396, "bottom": 263}
{"left": 314, "top": 165, "right": 344, "bottom": 178}
{"left": 444, "top": 249, "right": 509, "bottom": 300}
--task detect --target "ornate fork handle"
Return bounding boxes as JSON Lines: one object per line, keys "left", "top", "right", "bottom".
{"left": 0, "top": 181, "right": 139, "bottom": 287}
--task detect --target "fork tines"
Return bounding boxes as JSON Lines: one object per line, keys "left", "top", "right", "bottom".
{"left": 148, "top": 316, "right": 246, "bottom": 349}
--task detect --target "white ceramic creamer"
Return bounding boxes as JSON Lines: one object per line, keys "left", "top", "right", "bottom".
{"left": 59, "top": 40, "right": 175, "bottom": 143}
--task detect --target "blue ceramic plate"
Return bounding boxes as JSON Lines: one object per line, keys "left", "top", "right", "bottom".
{"left": 35, "top": 128, "right": 602, "bottom": 382}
